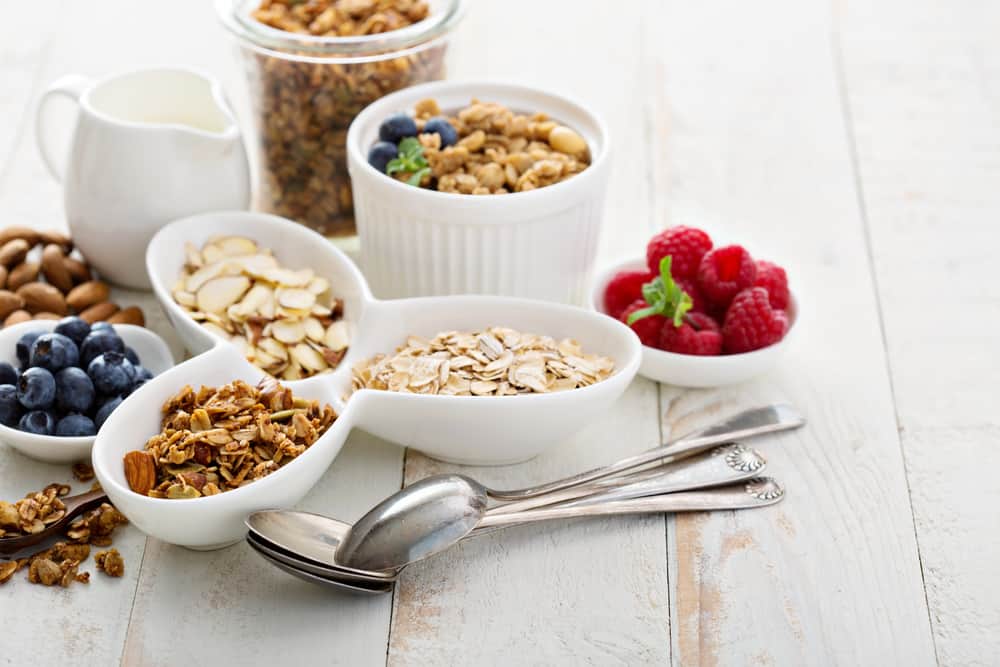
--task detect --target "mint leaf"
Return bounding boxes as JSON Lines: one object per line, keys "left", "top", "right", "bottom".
{"left": 386, "top": 138, "right": 429, "bottom": 187}
{"left": 626, "top": 256, "right": 693, "bottom": 327}
{"left": 407, "top": 167, "right": 430, "bottom": 186}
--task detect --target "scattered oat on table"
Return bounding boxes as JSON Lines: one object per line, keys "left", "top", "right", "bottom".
{"left": 352, "top": 327, "right": 615, "bottom": 396}
{"left": 172, "top": 236, "right": 350, "bottom": 381}
{"left": 124, "top": 378, "right": 338, "bottom": 499}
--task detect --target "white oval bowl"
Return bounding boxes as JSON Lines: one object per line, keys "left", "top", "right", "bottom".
{"left": 0, "top": 320, "right": 175, "bottom": 463}
{"left": 346, "top": 80, "right": 611, "bottom": 304}
{"left": 590, "top": 257, "right": 798, "bottom": 388}
{"left": 125, "top": 211, "right": 641, "bottom": 548}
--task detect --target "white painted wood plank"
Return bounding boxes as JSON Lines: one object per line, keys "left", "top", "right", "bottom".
{"left": 838, "top": 1, "right": 1000, "bottom": 663}
{"left": 643, "top": 0, "right": 937, "bottom": 663}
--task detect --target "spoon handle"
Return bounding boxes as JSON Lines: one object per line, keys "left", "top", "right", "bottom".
{"left": 477, "top": 478, "right": 785, "bottom": 529}
{"left": 488, "top": 404, "right": 804, "bottom": 500}
{"left": 488, "top": 443, "right": 766, "bottom": 514}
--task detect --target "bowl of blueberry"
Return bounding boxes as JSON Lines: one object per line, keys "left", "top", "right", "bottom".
{"left": 0, "top": 317, "right": 174, "bottom": 463}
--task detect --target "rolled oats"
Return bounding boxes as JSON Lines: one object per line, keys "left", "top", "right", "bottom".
{"left": 352, "top": 327, "right": 615, "bottom": 396}
{"left": 124, "top": 379, "right": 337, "bottom": 499}
{"left": 383, "top": 98, "right": 590, "bottom": 194}
{"left": 244, "top": 0, "right": 446, "bottom": 234}
{"left": 172, "top": 236, "right": 350, "bottom": 381}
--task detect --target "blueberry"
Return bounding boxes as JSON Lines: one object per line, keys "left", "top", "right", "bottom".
{"left": 0, "top": 384, "right": 21, "bottom": 427}
{"left": 17, "top": 367, "right": 56, "bottom": 410}
{"left": 94, "top": 395, "right": 123, "bottom": 428}
{"left": 124, "top": 346, "right": 140, "bottom": 365}
{"left": 18, "top": 410, "right": 55, "bottom": 435}
{"left": 91, "top": 322, "right": 114, "bottom": 333}
{"left": 55, "top": 367, "right": 95, "bottom": 414}
{"left": 378, "top": 112, "right": 418, "bottom": 144}
{"left": 80, "top": 331, "right": 125, "bottom": 368}
{"left": 16, "top": 331, "right": 43, "bottom": 367}
{"left": 367, "top": 141, "right": 399, "bottom": 173}
{"left": 55, "top": 413, "right": 97, "bottom": 437}
{"left": 29, "top": 333, "right": 79, "bottom": 372}
{"left": 54, "top": 316, "right": 91, "bottom": 346}
{"left": 125, "top": 365, "right": 154, "bottom": 396}
{"left": 423, "top": 116, "right": 458, "bottom": 147}
{"left": 87, "top": 351, "right": 134, "bottom": 395}
{"left": 0, "top": 362, "right": 18, "bottom": 386}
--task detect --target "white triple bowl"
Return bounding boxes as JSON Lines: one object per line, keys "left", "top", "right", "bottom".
{"left": 91, "top": 211, "right": 640, "bottom": 549}
{"left": 346, "top": 80, "right": 611, "bottom": 305}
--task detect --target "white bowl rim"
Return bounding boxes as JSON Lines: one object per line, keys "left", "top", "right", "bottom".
{"left": 589, "top": 255, "right": 799, "bottom": 362}
{"left": 345, "top": 79, "right": 611, "bottom": 211}
{"left": 0, "top": 321, "right": 175, "bottom": 453}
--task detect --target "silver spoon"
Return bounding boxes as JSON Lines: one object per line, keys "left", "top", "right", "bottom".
{"left": 336, "top": 445, "right": 770, "bottom": 572}
{"left": 255, "top": 478, "right": 785, "bottom": 588}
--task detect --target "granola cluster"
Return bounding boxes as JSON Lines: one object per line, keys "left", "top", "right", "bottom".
{"left": 352, "top": 327, "right": 615, "bottom": 396}
{"left": 123, "top": 379, "right": 337, "bottom": 499}
{"left": 0, "top": 480, "right": 129, "bottom": 588}
{"left": 245, "top": 0, "right": 446, "bottom": 234}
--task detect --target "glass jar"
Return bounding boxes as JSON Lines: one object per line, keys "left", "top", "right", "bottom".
{"left": 216, "top": 0, "right": 463, "bottom": 236}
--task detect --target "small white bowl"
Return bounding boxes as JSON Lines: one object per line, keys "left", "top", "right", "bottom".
{"left": 590, "top": 257, "right": 798, "bottom": 388}
{"left": 346, "top": 80, "right": 611, "bottom": 304}
{"left": 122, "top": 211, "right": 641, "bottom": 548}
{"left": 0, "top": 320, "right": 174, "bottom": 463}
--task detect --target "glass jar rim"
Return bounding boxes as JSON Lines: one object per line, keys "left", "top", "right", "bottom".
{"left": 215, "top": 0, "right": 464, "bottom": 56}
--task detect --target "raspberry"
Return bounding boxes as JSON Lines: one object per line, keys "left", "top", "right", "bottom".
{"left": 646, "top": 226, "right": 712, "bottom": 279}
{"left": 753, "top": 260, "right": 790, "bottom": 310}
{"left": 659, "top": 313, "right": 723, "bottom": 355}
{"left": 676, "top": 277, "right": 707, "bottom": 314}
{"left": 697, "top": 245, "right": 757, "bottom": 308}
{"left": 722, "top": 287, "right": 787, "bottom": 353}
{"left": 620, "top": 300, "right": 666, "bottom": 347}
{"left": 603, "top": 269, "right": 656, "bottom": 319}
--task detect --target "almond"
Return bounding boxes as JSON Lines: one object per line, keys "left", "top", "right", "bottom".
{"left": 123, "top": 451, "right": 157, "bottom": 496}
{"left": 0, "top": 239, "right": 30, "bottom": 268}
{"left": 0, "top": 265, "right": 7, "bottom": 290}
{"left": 0, "top": 226, "right": 40, "bottom": 248}
{"left": 79, "top": 301, "right": 118, "bottom": 323}
{"left": 33, "top": 312, "right": 61, "bottom": 320}
{"left": 16, "top": 282, "right": 66, "bottom": 315}
{"left": 0, "top": 290, "right": 25, "bottom": 320}
{"left": 3, "top": 309, "right": 31, "bottom": 326}
{"left": 107, "top": 306, "right": 145, "bottom": 326}
{"left": 7, "top": 261, "right": 39, "bottom": 291}
{"left": 63, "top": 257, "right": 92, "bottom": 284}
{"left": 37, "top": 230, "right": 72, "bottom": 253}
{"left": 41, "top": 244, "right": 73, "bottom": 293}
{"left": 66, "top": 280, "right": 109, "bottom": 311}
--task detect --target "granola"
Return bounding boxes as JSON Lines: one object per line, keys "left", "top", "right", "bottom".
{"left": 373, "top": 98, "right": 591, "bottom": 194}
{"left": 94, "top": 549, "right": 124, "bottom": 577}
{"left": 172, "top": 236, "right": 349, "bottom": 381}
{"left": 0, "top": 483, "right": 70, "bottom": 537}
{"left": 351, "top": 327, "right": 615, "bottom": 396}
{"left": 123, "top": 379, "right": 337, "bottom": 499}
{"left": 241, "top": 0, "right": 448, "bottom": 234}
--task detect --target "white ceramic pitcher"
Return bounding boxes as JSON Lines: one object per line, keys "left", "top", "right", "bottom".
{"left": 35, "top": 67, "right": 251, "bottom": 289}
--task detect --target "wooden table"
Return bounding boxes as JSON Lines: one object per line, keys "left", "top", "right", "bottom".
{"left": 1, "top": 1, "right": 996, "bottom": 664}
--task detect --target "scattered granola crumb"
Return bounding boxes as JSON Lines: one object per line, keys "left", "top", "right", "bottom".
{"left": 72, "top": 462, "right": 95, "bottom": 483}
{"left": 0, "top": 560, "right": 17, "bottom": 584}
{"left": 94, "top": 549, "right": 124, "bottom": 578}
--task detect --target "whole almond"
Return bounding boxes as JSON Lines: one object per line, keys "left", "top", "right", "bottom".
{"left": 0, "top": 239, "right": 30, "bottom": 268}
{"left": 63, "top": 257, "right": 92, "bottom": 284}
{"left": 41, "top": 244, "right": 73, "bottom": 293}
{"left": 33, "top": 312, "right": 61, "bottom": 320}
{"left": 123, "top": 451, "right": 157, "bottom": 495}
{"left": 0, "top": 265, "right": 7, "bottom": 290}
{"left": 16, "top": 282, "right": 67, "bottom": 315}
{"left": 79, "top": 301, "right": 118, "bottom": 323}
{"left": 107, "top": 306, "right": 145, "bottom": 326}
{"left": 3, "top": 309, "right": 31, "bottom": 326}
{"left": 37, "top": 230, "right": 72, "bottom": 253}
{"left": 0, "top": 226, "right": 40, "bottom": 248}
{"left": 0, "top": 290, "right": 25, "bottom": 320}
{"left": 66, "top": 280, "right": 109, "bottom": 312}
{"left": 7, "top": 261, "right": 39, "bottom": 291}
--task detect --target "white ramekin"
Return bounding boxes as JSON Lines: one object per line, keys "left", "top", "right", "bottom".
{"left": 346, "top": 81, "right": 611, "bottom": 305}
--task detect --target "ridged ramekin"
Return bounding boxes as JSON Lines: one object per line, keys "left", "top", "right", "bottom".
{"left": 346, "top": 81, "right": 610, "bottom": 304}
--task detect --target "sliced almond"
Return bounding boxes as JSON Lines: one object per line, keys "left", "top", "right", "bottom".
{"left": 184, "top": 242, "right": 203, "bottom": 269}
{"left": 304, "top": 317, "right": 325, "bottom": 342}
{"left": 306, "top": 276, "right": 330, "bottom": 295}
{"left": 276, "top": 287, "right": 316, "bottom": 311}
{"left": 196, "top": 276, "right": 250, "bottom": 313}
{"left": 291, "top": 343, "right": 327, "bottom": 372}
{"left": 258, "top": 336, "right": 289, "bottom": 361}
{"left": 173, "top": 288, "right": 197, "bottom": 308}
{"left": 201, "top": 243, "right": 224, "bottom": 264}
{"left": 201, "top": 322, "right": 232, "bottom": 340}
{"left": 271, "top": 320, "right": 306, "bottom": 344}
{"left": 216, "top": 236, "right": 258, "bottom": 257}
{"left": 185, "top": 261, "right": 227, "bottom": 293}
{"left": 324, "top": 320, "right": 350, "bottom": 351}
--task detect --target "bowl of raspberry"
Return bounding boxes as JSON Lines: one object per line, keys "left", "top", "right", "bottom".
{"left": 590, "top": 226, "right": 797, "bottom": 387}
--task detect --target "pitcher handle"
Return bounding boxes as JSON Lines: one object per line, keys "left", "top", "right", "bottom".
{"left": 35, "top": 74, "right": 91, "bottom": 183}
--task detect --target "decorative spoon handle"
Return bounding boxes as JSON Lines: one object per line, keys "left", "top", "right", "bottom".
{"left": 487, "top": 404, "right": 803, "bottom": 500}
{"left": 489, "top": 443, "right": 766, "bottom": 514}
{"left": 477, "top": 478, "right": 785, "bottom": 529}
